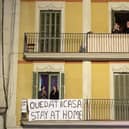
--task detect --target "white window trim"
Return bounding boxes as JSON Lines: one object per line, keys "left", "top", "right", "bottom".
{"left": 35, "top": 1, "right": 65, "bottom": 52}
{"left": 34, "top": 63, "right": 64, "bottom": 72}
{"left": 110, "top": 63, "right": 129, "bottom": 119}
{"left": 108, "top": 2, "right": 129, "bottom": 33}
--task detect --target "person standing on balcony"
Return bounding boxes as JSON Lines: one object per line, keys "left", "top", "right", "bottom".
{"left": 126, "top": 21, "right": 129, "bottom": 33}
{"left": 38, "top": 86, "right": 48, "bottom": 99}
{"left": 112, "top": 23, "right": 121, "bottom": 33}
{"left": 50, "top": 85, "right": 59, "bottom": 99}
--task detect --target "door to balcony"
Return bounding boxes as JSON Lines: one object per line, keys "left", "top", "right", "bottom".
{"left": 112, "top": 10, "right": 129, "bottom": 33}
{"left": 114, "top": 73, "right": 129, "bottom": 120}
{"left": 39, "top": 10, "right": 61, "bottom": 52}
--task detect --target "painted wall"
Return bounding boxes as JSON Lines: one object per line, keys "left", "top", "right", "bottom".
{"left": 19, "top": 0, "right": 36, "bottom": 60}
{"left": 65, "top": 2, "right": 82, "bottom": 33}
{"left": 91, "top": 2, "right": 109, "bottom": 32}
{"left": 16, "top": 63, "right": 33, "bottom": 125}
{"left": 91, "top": 62, "right": 110, "bottom": 99}
{"left": 17, "top": 0, "right": 114, "bottom": 125}
{"left": 64, "top": 62, "right": 82, "bottom": 98}
{"left": 16, "top": 61, "right": 82, "bottom": 124}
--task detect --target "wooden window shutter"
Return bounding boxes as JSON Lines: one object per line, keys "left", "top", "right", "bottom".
{"left": 32, "top": 72, "right": 38, "bottom": 98}
{"left": 61, "top": 73, "right": 64, "bottom": 99}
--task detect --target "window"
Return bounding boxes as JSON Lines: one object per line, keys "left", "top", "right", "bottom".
{"left": 114, "top": 73, "right": 129, "bottom": 120}
{"left": 114, "top": 72, "right": 129, "bottom": 99}
{"left": 112, "top": 10, "right": 129, "bottom": 33}
{"left": 32, "top": 72, "right": 64, "bottom": 99}
{"left": 39, "top": 10, "right": 61, "bottom": 52}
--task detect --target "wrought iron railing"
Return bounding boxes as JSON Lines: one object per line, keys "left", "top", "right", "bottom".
{"left": 84, "top": 99, "right": 129, "bottom": 120}
{"left": 24, "top": 33, "right": 87, "bottom": 53}
{"left": 24, "top": 33, "right": 129, "bottom": 53}
{"left": 21, "top": 99, "right": 129, "bottom": 121}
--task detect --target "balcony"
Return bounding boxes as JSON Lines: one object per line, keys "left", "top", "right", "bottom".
{"left": 21, "top": 99, "right": 129, "bottom": 128}
{"left": 24, "top": 33, "right": 129, "bottom": 61}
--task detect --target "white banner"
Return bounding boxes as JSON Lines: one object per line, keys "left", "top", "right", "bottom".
{"left": 21, "top": 99, "right": 27, "bottom": 113}
{"left": 28, "top": 99, "right": 82, "bottom": 121}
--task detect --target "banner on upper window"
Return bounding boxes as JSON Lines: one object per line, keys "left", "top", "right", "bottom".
{"left": 28, "top": 99, "right": 83, "bottom": 121}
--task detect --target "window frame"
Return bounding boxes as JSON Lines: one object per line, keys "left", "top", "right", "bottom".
{"left": 33, "top": 71, "right": 64, "bottom": 99}
{"left": 35, "top": 1, "right": 65, "bottom": 52}
{"left": 39, "top": 10, "right": 61, "bottom": 52}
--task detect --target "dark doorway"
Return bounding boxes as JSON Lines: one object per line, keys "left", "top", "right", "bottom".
{"left": 112, "top": 10, "right": 129, "bottom": 33}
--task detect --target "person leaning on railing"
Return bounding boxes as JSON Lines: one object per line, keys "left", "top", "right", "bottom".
{"left": 125, "top": 21, "right": 129, "bottom": 33}
{"left": 112, "top": 23, "right": 121, "bottom": 33}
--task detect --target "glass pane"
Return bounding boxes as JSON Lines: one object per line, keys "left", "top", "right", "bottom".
{"left": 39, "top": 10, "right": 61, "bottom": 52}
{"left": 52, "top": 13, "right": 55, "bottom": 24}
{"left": 38, "top": 74, "right": 49, "bottom": 99}
{"left": 50, "top": 74, "right": 59, "bottom": 99}
{"left": 40, "top": 11, "right": 45, "bottom": 32}
{"left": 51, "top": 75, "right": 58, "bottom": 88}
{"left": 56, "top": 12, "right": 61, "bottom": 25}
{"left": 46, "top": 13, "right": 50, "bottom": 24}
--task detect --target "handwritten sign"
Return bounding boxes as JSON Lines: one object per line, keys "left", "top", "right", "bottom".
{"left": 28, "top": 99, "right": 82, "bottom": 121}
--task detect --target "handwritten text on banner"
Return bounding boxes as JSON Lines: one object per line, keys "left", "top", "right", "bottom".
{"left": 28, "top": 99, "right": 82, "bottom": 121}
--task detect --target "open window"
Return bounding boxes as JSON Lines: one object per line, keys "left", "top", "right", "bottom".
{"left": 112, "top": 10, "right": 129, "bottom": 33}
{"left": 32, "top": 72, "right": 64, "bottom": 99}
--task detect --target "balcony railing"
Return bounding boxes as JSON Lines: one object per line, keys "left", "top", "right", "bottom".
{"left": 24, "top": 33, "right": 129, "bottom": 53}
{"left": 21, "top": 99, "right": 129, "bottom": 121}
{"left": 84, "top": 99, "right": 129, "bottom": 120}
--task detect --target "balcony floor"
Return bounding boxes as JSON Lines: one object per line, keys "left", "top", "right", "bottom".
{"left": 21, "top": 120, "right": 129, "bottom": 128}
{"left": 24, "top": 52, "right": 129, "bottom": 61}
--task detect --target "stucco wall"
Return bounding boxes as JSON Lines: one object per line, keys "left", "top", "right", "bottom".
{"left": 65, "top": 2, "right": 82, "bottom": 33}
{"left": 91, "top": 62, "right": 110, "bottom": 99}
{"left": 91, "top": 2, "right": 109, "bottom": 32}
{"left": 64, "top": 62, "right": 82, "bottom": 98}
{"left": 16, "top": 63, "right": 33, "bottom": 125}
{"left": 19, "top": 1, "right": 36, "bottom": 60}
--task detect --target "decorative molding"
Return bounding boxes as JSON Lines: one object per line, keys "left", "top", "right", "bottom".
{"left": 109, "top": 2, "right": 129, "bottom": 10}
{"left": 34, "top": 63, "right": 64, "bottom": 72}
{"left": 111, "top": 64, "right": 129, "bottom": 72}
{"left": 35, "top": 1, "right": 65, "bottom": 33}
{"left": 36, "top": 1, "right": 65, "bottom": 10}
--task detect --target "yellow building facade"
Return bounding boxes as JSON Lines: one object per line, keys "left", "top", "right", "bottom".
{"left": 15, "top": 0, "right": 129, "bottom": 128}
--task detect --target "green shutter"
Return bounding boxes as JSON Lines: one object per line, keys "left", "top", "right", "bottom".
{"left": 61, "top": 73, "right": 64, "bottom": 99}
{"left": 111, "top": 10, "right": 116, "bottom": 32}
{"left": 32, "top": 72, "right": 38, "bottom": 98}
